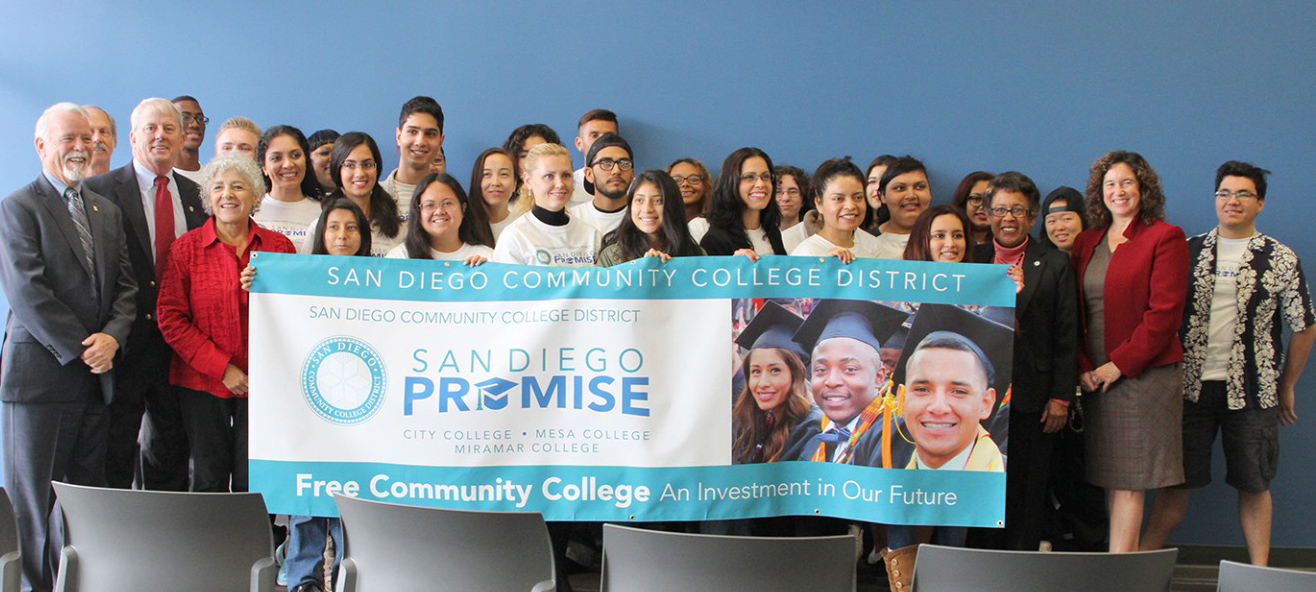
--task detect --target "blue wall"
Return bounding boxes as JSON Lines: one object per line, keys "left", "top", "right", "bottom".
{"left": 2, "top": 0, "right": 1313, "bottom": 547}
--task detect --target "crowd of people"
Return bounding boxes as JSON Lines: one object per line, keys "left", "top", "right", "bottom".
{"left": 2, "top": 94, "right": 1312, "bottom": 592}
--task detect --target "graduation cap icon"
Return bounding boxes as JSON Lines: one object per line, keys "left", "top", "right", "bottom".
{"left": 734, "top": 301, "right": 808, "bottom": 362}
{"left": 891, "top": 303, "right": 1015, "bottom": 398}
{"left": 792, "top": 299, "right": 908, "bottom": 356}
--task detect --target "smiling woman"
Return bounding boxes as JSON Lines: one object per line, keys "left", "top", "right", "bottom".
{"left": 156, "top": 152, "right": 296, "bottom": 497}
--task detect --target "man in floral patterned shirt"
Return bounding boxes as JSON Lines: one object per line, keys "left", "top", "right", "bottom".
{"left": 1141, "top": 161, "right": 1316, "bottom": 565}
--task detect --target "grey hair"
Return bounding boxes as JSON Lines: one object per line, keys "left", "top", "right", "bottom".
{"left": 129, "top": 97, "right": 182, "bottom": 132}
{"left": 35, "top": 102, "right": 89, "bottom": 140}
{"left": 200, "top": 153, "right": 266, "bottom": 215}
{"left": 82, "top": 105, "right": 117, "bottom": 135}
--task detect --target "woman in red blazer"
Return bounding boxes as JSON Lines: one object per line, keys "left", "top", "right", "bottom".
{"left": 1070, "top": 151, "right": 1188, "bottom": 553}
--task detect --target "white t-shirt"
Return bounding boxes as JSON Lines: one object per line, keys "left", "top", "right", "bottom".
{"left": 490, "top": 210, "right": 523, "bottom": 241}
{"left": 872, "top": 231, "right": 910, "bottom": 260}
{"left": 491, "top": 213, "right": 602, "bottom": 267}
{"left": 382, "top": 169, "right": 416, "bottom": 222}
{"left": 385, "top": 242, "right": 494, "bottom": 261}
{"left": 687, "top": 217, "right": 710, "bottom": 243}
{"left": 746, "top": 226, "right": 773, "bottom": 255}
{"left": 173, "top": 166, "right": 204, "bottom": 185}
{"left": 254, "top": 195, "right": 322, "bottom": 253}
{"left": 303, "top": 215, "right": 407, "bottom": 258}
{"left": 791, "top": 231, "right": 883, "bottom": 259}
{"left": 1202, "top": 235, "right": 1252, "bottom": 380}
{"left": 569, "top": 168, "right": 592, "bottom": 208}
{"left": 568, "top": 201, "right": 628, "bottom": 236}
{"left": 782, "top": 220, "right": 813, "bottom": 254}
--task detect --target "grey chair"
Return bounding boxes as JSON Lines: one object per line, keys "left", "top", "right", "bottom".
{"left": 599, "top": 523, "right": 856, "bottom": 592}
{"left": 1217, "top": 559, "right": 1316, "bottom": 591}
{"left": 50, "top": 482, "right": 277, "bottom": 592}
{"left": 333, "top": 495, "right": 554, "bottom": 592}
{"left": 911, "top": 544, "right": 1178, "bottom": 592}
{"left": 0, "top": 488, "right": 20, "bottom": 592}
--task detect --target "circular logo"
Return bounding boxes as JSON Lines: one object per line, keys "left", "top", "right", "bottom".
{"left": 301, "top": 336, "right": 387, "bottom": 424}
{"left": 534, "top": 249, "right": 552, "bottom": 265}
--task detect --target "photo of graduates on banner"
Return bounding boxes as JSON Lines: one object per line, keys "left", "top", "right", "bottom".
{"left": 731, "top": 298, "right": 1014, "bottom": 472}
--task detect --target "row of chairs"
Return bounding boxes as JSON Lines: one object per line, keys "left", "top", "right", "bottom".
{"left": 0, "top": 484, "right": 1310, "bottom": 591}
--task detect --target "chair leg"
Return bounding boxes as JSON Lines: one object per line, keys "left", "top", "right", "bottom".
{"left": 881, "top": 544, "right": 919, "bottom": 591}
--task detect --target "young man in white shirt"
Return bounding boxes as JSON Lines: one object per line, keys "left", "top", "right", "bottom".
{"left": 568, "top": 132, "right": 633, "bottom": 235}
{"left": 382, "top": 96, "right": 445, "bottom": 220}
{"left": 1141, "top": 161, "right": 1316, "bottom": 566}
{"left": 569, "top": 108, "right": 618, "bottom": 207}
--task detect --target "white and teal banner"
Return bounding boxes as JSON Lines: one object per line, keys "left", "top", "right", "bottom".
{"left": 249, "top": 253, "right": 1015, "bottom": 527}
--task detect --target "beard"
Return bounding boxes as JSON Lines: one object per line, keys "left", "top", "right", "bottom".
{"left": 63, "top": 151, "right": 89, "bottom": 182}
{"left": 596, "top": 177, "right": 628, "bottom": 201}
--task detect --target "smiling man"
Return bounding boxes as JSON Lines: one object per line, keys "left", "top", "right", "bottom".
{"left": 82, "top": 105, "right": 117, "bottom": 176}
{"left": 1141, "top": 160, "right": 1316, "bottom": 566}
{"left": 84, "top": 97, "right": 209, "bottom": 494}
{"left": 902, "top": 332, "right": 1004, "bottom": 471}
{"left": 171, "top": 95, "right": 206, "bottom": 183}
{"left": 786, "top": 299, "right": 907, "bottom": 464}
{"left": 383, "top": 96, "right": 445, "bottom": 220}
{"left": 568, "top": 132, "right": 634, "bottom": 235}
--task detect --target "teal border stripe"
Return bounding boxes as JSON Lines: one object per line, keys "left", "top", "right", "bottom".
{"left": 250, "top": 253, "right": 1015, "bottom": 306}
{"left": 251, "top": 459, "right": 1004, "bottom": 526}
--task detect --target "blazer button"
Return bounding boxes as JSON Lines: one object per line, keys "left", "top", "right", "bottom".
{"left": 146, "top": 313, "right": 153, "bottom": 321}
{"left": 150, "top": 280, "right": 157, "bottom": 287}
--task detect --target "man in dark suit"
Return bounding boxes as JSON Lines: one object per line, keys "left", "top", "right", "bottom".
{"left": 0, "top": 103, "right": 137, "bottom": 592}
{"left": 973, "top": 171, "right": 1080, "bottom": 551}
{"left": 83, "top": 97, "right": 207, "bottom": 491}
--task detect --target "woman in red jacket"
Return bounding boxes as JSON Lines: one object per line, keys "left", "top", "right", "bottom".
{"left": 1071, "top": 151, "right": 1188, "bottom": 553}
{"left": 157, "top": 153, "right": 296, "bottom": 492}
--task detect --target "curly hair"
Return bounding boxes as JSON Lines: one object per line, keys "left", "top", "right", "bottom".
{"left": 1084, "top": 150, "right": 1166, "bottom": 227}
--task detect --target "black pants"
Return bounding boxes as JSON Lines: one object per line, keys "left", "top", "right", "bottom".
{"left": 105, "top": 340, "right": 190, "bottom": 491}
{"left": 177, "top": 387, "right": 248, "bottom": 492}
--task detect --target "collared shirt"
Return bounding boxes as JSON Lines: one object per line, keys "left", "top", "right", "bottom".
{"left": 133, "top": 160, "right": 188, "bottom": 263}
{"left": 827, "top": 415, "right": 864, "bottom": 462}
{"left": 42, "top": 170, "right": 74, "bottom": 196}
{"left": 156, "top": 218, "right": 295, "bottom": 398}
{"left": 1182, "top": 228, "right": 1316, "bottom": 409}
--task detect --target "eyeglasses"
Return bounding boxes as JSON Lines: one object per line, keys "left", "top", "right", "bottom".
{"left": 341, "top": 160, "right": 377, "bottom": 171}
{"left": 181, "top": 114, "right": 209, "bottom": 125}
{"left": 739, "top": 172, "right": 773, "bottom": 183}
{"left": 777, "top": 188, "right": 801, "bottom": 197}
{"left": 592, "top": 158, "right": 633, "bottom": 171}
{"left": 1215, "top": 189, "right": 1258, "bottom": 201}
{"left": 990, "top": 206, "right": 1034, "bottom": 218}
{"left": 671, "top": 174, "right": 704, "bottom": 185}
{"left": 966, "top": 194, "right": 986, "bottom": 205}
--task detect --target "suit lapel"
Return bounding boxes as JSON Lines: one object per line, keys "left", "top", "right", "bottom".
{"left": 1016, "top": 240, "right": 1045, "bottom": 315}
{"left": 84, "top": 189, "right": 114, "bottom": 296}
{"left": 113, "top": 166, "right": 153, "bottom": 261}
{"left": 35, "top": 176, "right": 94, "bottom": 277}
{"left": 174, "top": 173, "right": 208, "bottom": 229}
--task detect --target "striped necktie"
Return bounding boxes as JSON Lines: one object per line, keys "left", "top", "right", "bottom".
{"left": 65, "top": 186, "right": 95, "bottom": 275}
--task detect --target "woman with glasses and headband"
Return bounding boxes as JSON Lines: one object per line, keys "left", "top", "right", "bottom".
{"left": 970, "top": 172, "right": 1080, "bottom": 552}
{"left": 700, "top": 147, "right": 786, "bottom": 258}
{"left": 301, "top": 132, "right": 405, "bottom": 256}
{"left": 668, "top": 158, "right": 712, "bottom": 228}
{"left": 952, "top": 171, "right": 994, "bottom": 247}
{"left": 1070, "top": 151, "right": 1188, "bottom": 553}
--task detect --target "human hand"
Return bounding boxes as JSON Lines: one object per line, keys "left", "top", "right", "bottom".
{"left": 239, "top": 264, "right": 256, "bottom": 292}
{"left": 81, "top": 332, "right": 119, "bottom": 373}
{"left": 733, "top": 248, "right": 760, "bottom": 262}
{"left": 825, "top": 247, "right": 857, "bottom": 264}
{"left": 1041, "top": 400, "right": 1067, "bottom": 433}
{"left": 221, "top": 364, "right": 249, "bottom": 396}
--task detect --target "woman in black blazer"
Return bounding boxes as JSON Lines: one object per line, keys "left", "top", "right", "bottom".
{"left": 972, "top": 172, "right": 1080, "bottom": 551}
{"left": 700, "top": 147, "right": 787, "bottom": 257}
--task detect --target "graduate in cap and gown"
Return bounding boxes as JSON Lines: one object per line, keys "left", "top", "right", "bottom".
{"left": 731, "top": 301, "right": 819, "bottom": 464}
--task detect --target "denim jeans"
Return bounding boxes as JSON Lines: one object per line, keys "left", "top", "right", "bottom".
{"left": 287, "top": 515, "right": 343, "bottom": 589}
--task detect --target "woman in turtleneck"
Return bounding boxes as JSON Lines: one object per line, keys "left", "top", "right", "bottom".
{"left": 971, "top": 171, "right": 1080, "bottom": 552}
{"left": 491, "top": 142, "right": 601, "bottom": 267}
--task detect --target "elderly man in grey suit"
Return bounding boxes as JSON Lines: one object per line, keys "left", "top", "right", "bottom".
{"left": 0, "top": 102, "right": 136, "bottom": 592}
{"left": 83, "top": 97, "right": 206, "bottom": 491}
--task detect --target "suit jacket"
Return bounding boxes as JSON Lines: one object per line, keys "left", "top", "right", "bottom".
{"left": 699, "top": 221, "right": 786, "bottom": 256}
{"left": 1070, "top": 218, "right": 1188, "bottom": 377}
{"left": 82, "top": 164, "right": 206, "bottom": 383}
{"left": 0, "top": 175, "right": 137, "bottom": 404}
{"left": 974, "top": 239, "right": 1080, "bottom": 413}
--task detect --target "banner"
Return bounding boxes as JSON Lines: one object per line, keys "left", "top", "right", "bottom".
{"left": 249, "top": 253, "right": 1015, "bottom": 527}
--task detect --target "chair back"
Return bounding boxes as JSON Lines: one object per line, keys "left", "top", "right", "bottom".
{"left": 1217, "top": 559, "right": 1316, "bottom": 592}
{"left": 600, "top": 523, "right": 856, "bottom": 592}
{"left": 333, "top": 495, "right": 554, "bottom": 592}
{"left": 0, "top": 488, "right": 20, "bottom": 592}
{"left": 51, "top": 482, "right": 275, "bottom": 592}
{"left": 912, "top": 544, "right": 1178, "bottom": 592}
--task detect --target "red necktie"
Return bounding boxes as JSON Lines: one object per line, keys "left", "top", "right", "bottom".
{"left": 154, "top": 176, "right": 175, "bottom": 277}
